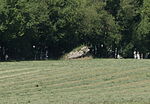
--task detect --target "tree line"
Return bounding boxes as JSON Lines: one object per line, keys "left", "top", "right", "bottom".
{"left": 0, "top": 0, "right": 150, "bottom": 61}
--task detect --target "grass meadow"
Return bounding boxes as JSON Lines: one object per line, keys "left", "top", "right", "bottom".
{"left": 0, "top": 59, "right": 150, "bottom": 104}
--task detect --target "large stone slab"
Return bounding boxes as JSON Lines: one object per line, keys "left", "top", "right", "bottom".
{"left": 67, "top": 46, "right": 90, "bottom": 59}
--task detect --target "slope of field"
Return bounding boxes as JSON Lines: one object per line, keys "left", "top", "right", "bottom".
{"left": 0, "top": 59, "right": 150, "bottom": 104}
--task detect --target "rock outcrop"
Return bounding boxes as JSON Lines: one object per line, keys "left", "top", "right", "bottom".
{"left": 66, "top": 46, "right": 90, "bottom": 59}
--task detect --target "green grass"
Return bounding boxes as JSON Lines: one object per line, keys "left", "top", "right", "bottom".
{"left": 0, "top": 59, "right": 150, "bottom": 104}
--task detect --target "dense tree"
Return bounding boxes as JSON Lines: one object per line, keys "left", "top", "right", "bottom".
{"left": 134, "top": 0, "right": 150, "bottom": 55}
{"left": 0, "top": 0, "right": 149, "bottom": 61}
{"left": 74, "top": 0, "right": 121, "bottom": 57}
{"left": 107, "top": 0, "right": 143, "bottom": 57}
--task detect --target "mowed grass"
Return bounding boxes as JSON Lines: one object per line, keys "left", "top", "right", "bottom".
{"left": 0, "top": 59, "right": 150, "bottom": 104}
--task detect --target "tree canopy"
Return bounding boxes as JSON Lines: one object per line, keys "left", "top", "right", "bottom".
{"left": 0, "top": 0, "right": 149, "bottom": 61}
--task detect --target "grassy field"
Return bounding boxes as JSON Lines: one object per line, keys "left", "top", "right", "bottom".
{"left": 0, "top": 59, "right": 150, "bottom": 104}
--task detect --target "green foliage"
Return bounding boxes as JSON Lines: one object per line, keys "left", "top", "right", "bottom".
{"left": 133, "top": 0, "right": 150, "bottom": 53}
{"left": 110, "top": 0, "right": 144, "bottom": 57}
{"left": 0, "top": 0, "right": 149, "bottom": 60}
{"left": 121, "top": 42, "right": 134, "bottom": 57}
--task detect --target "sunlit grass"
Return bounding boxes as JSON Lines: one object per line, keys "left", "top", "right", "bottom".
{"left": 0, "top": 59, "right": 150, "bottom": 104}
